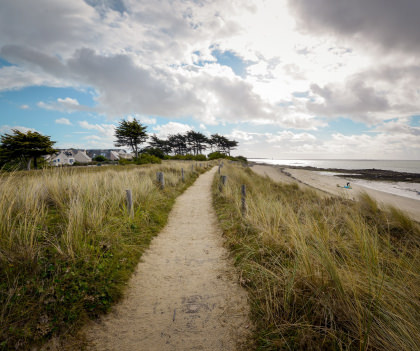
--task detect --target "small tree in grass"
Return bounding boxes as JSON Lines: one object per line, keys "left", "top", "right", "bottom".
{"left": 114, "top": 118, "right": 147, "bottom": 158}
{"left": 0, "top": 129, "right": 56, "bottom": 170}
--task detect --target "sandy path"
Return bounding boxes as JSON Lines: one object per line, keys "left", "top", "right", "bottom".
{"left": 251, "top": 164, "right": 420, "bottom": 221}
{"left": 85, "top": 167, "right": 250, "bottom": 351}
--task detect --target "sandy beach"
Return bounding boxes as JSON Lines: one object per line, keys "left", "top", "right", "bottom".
{"left": 252, "top": 164, "right": 420, "bottom": 221}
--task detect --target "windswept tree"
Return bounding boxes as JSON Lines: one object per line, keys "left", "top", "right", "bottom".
{"left": 210, "top": 134, "right": 238, "bottom": 156}
{"left": 168, "top": 133, "right": 188, "bottom": 155}
{"left": 0, "top": 129, "right": 56, "bottom": 170}
{"left": 149, "top": 134, "right": 172, "bottom": 155}
{"left": 186, "top": 130, "right": 208, "bottom": 155}
{"left": 225, "top": 139, "right": 238, "bottom": 156}
{"left": 114, "top": 118, "right": 147, "bottom": 158}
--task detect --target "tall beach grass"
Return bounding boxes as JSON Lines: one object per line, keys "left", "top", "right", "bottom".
{"left": 0, "top": 161, "right": 210, "bottom": 350}
{"left": 213, "top": 164, "right": 420, "bottom": 350}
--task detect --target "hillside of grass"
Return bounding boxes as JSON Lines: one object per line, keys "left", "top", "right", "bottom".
{"left": 213, "top": 164, "right": 420, "bottom": 350}
{"left": 0, "top": 161, "right": 210, "bottom": 350}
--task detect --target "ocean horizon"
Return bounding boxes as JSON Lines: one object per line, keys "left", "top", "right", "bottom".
{"left": 249, "top": 159, "right": 420, "bottom": 174}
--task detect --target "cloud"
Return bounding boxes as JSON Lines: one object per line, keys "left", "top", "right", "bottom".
{"left": 308, "top": 80, "right": 389, "bottom": 123}
{"left": 0, "top": 125, "right": 38, "bottom": 134}
{"left": 55, "top": 118, "right": 72, "bottom": 125}
{"left": 152, "top": 122, "right": 193, "bottom": 138}
{"left": 0, "top": 0, "right": 98, "bottom": 53}
{"left": 306, "top": 64, "right": 420, "bottom": 123}
{"left": 37, "top": 97, "right": 90, "bottom": 113}
{"left": 267, "top": 131, "right": 316, "bottom": 143}
{"left": 20, "top": 104, "right": 29, "bottom": 109}
{"left": 78, "top": 120, "right": 115, "bottom": 138}
{"left": 288, "top": 0, "right": 420, "bottom": 54}
{"left": 373, "top": 118, "right": 420, "bottom": 136}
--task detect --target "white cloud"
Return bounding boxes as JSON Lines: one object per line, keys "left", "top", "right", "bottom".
{"left": 20, "top": 104, "right": 29, "bottom": 109}
{"left": 37, "top": 97, "right": 89, "bottom": 113}
{"left": 78, "top": 120, "right": 115, "bottom": 138}
{"left": 0, "top": 125, "right": 38, "bottom": 134}
{"left": 152, "top": 122, "right": 193, "bottom": 138}
{"left": 128, "top": 115, "right": 157, "bottom": 125}
{"left": 55, "top": 117, "right": 72, "bottom": 125}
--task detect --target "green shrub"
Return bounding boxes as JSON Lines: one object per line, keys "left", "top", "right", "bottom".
{"left": 208, "top": 151, "right": 227, "bottom": 160}
{"left": 141, "top": 147, "right": 165, "bottom": 159}
{"left": 118, "top": 158, "right": 133, "bottom": 165}
{"left": 133, "top": 154, "right": 162, "bottom": 165}
{"left": 93, "top": 155, "right": 107, "bottom": 162}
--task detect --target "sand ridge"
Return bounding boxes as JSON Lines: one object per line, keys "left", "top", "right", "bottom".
{"left": 85, "top": 167, "right": 251, "bottom": 351}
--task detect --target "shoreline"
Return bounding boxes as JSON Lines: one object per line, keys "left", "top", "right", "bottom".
{"left": 249, "top": 161, "right": 420, "bottom": 182}
{"left": 250, "top": 163, "right": 420, "bottom": 221}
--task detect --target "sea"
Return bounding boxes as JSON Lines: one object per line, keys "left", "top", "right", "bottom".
{"left": 249, "top": 159, "right": 420, "bottom": 201}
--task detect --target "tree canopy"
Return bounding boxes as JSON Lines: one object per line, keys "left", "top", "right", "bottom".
{"left": 0, "top": 129, "right": 56, "bottom": 170}
{"left": 114, "top": 118, "right": 148, "bottom": 158}
{"left": 147, "top": 130, "right": 238, "bottom": 157}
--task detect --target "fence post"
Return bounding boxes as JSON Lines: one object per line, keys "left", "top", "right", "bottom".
{"left": 218, "top": 164, "right": 221, "bottom": 174}
{"left": 222, "top": 175, "right": 227, "bottom": 185}
{"left": 241, "top": 184, "right": 246, "bottom": 215}
{"left": 219, "top": 175, "right": 227, "bottom": 192}
{"left": 191, "top": 164, "right": 194, "bottom": 172}
{"left": 126, "top": 189, "right": 133, "bottom": 218}
{"left": 159, "top": 172, "right": 165, "bottom": 189}
{"left": 181, "top": 168, "right": 185, "bottom": 182}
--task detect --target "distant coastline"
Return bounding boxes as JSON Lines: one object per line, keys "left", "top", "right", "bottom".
{"left": 249, "top": 158, "right": 420, "bottom": 176}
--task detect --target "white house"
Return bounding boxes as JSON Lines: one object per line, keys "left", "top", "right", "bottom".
{"left": 109, "top": 151, "right": 120, "bottom": 161}
{"left": 74, "top": 150, "right": 92, "bottom": 163}
{"left": 118, "top": 150, "right": 134, "bottom": 160}
{"left": 50, "top": 151, "right": 75, "bottom": 166}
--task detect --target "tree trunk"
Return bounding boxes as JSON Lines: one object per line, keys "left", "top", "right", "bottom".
{"left": 33, "top": 156, "right": 38, "bottom": 169}
{"left": 26, "top": 158, "right": 31, "bottom": 170}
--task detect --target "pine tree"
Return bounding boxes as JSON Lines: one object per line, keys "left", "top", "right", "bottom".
{"left": 0, "top": 129, "right": 56, "bottom": 170}
{"left": 114, "top": 118, "right": 148, "bottom": 158}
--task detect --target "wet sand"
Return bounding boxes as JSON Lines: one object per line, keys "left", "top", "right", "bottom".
{"left": 251, "top": 164, "right": 420, "bottom": 221}
{"left": 85, "top": 167, "right": 250, "bottom": 351}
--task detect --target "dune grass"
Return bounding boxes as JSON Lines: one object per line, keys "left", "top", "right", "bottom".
{"left": 0, "top": 161, "right": 210, "bottom": 350}
{"left": 213, "top": 164, "right": 420, "bottom": 350}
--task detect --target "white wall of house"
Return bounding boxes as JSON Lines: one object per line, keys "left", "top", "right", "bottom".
{"left": 50, "top": 151, "right": 75, "bottom": 166}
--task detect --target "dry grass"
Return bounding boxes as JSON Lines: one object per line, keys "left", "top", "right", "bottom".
{"left": 213, "top": 164, "right": 420, "bottom": 350}
{"left": 0, "top": 161, "right": 211, "bottom": 350}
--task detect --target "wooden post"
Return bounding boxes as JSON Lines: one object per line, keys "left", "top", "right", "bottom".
{"left": 181, "top": 168, "right": 185, "bottom": 182}
{"left": 219, "top": 175, "right": 227, "bottom": 192}
{"left": 159, "top": 172, "right": 165, "bottom": 189}
{"left": 191, "top": 164, "right": 194, "bottom": 172}
{"left": 126, "top": 189, "right": 133, "bottom": 218}
{"left": 156, "top": 171, "right": 161, "bottom": 182}
{"left": 241, "top": 184, "right": 246, "bottom": 215}
{"left": 218, "top": 165, "right": 221, "bottom": 174}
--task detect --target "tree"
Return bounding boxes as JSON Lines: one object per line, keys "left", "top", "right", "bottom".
{"left": 209, "top": 134, "right": 238, "bottom": 156}
{"left": 168, "top": 133, "right": 188, "bottom": 155}
{"left": 0, "top": 129, "right": 56, "bottom": 170}
{"left": 114, "top": 118, "right": 147, "bottom": 158}
{"left": 225, "top": 139, "right": 238, "bottom": 156}
{"left": 186, "top": 130, "right": 208, "bottom": 155}
{"left": 149, "top": 134, "right": 172, "bottom": 155}
{"left": 93, "top": 155, "right": 107, "bottom": 162}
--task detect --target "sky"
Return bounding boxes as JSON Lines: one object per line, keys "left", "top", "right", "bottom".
{"left": 0, "top": 0, "right": 419, "bottom": 159}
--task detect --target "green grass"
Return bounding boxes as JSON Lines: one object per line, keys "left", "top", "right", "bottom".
{"left": 213, "top": 164, "right": 420, "bottom": 351}
{"left": 0, "top": 161, "right": 212, "bottom": 350}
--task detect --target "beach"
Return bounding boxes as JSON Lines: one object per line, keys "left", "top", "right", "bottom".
{"left": 251, "top": 164, "right": 420, "bottom": 221}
